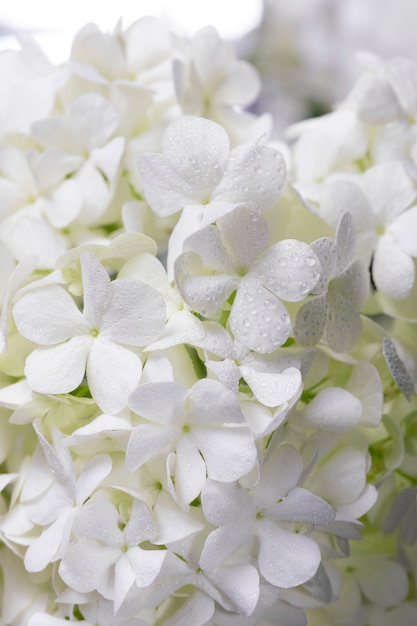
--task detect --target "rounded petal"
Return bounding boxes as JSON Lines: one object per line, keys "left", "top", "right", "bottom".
{"left": 217, "top": 204, "right": 269, "bottom": 268}
{"left": 59, "top": 540, "right": 119, "bottom": 593}
{"left": 190, "top": 378, "right": 246, "bottom": 424}
{"left": 254, "top": 240, "right": 321, "bottom": 302}
{"left": 25, "top": 336, "right": 91, "bottom": 394}
{"left": 230, "top": 278, "right": 292, "bottom": 353}
{"left": 163, "top": 116, "right": 230, "bottom": 195}
{"left": 214, "top": 144, "right": 286, "bottom": 211}
{"left": 13, "top": 285, "right": 87, "bottom": 345}
{"left": 257, "top": 519, "right": 321, "bottom": 588}
{"left": 240, "top": 365, "right": 302, "bottom": 408}
{"left": 388, "top": 205, "right": 417, "bottom": 256}
{"left": 126, "top": 424, "right": 174, "bottom": 472}
{"left": 128, "top": 381, "right": 188, "bottom": 424}
{"left": 138, "top": 152, "right": 199, "bottom": 217}
{"left": 216, "top": 60, "right": 261, "bottom": 106}
{"left": 326, "top": 292, "right": 362, "bottom": 352}
{"left": 301, "top": 387, "right": 362, "bottom": 432}
{"left": 193, "top": 425, "right": 257, "bottom": 482}
{"left": 102, "top": 278, "right": 166, "bottom": 346}
{"left": 373, "top": 234, "right": 415, "bottom": 299}
{"left": 294, "top": 295, "right": 327, "bottom": 347}
{"left": 87, "top": 337, "right": 142, "bottom": 414}
{"left": 363, "top": 161, "right": 416, "bottom": 223}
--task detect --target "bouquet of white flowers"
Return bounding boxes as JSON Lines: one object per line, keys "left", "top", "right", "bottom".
{"left": 0, "top": 16, "right": 416, "bottom": 626}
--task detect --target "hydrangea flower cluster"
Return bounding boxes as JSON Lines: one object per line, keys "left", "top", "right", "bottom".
{"left": 0, "top": 17, "right": 416, "bottom": 626}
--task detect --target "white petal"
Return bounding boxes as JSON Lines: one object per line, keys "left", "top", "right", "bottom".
{"left": 75, "top": 454, "right": 113, "bottom": 507}
{"left": 113, "top": 553, "right": 135, "bottom": 613}
{"left": 335, "top": 211, "right": 356, "bottom": 274}
{"left": 183, "top": 224, "right": 233, "bottom": 272}
{"left": 217, "top": 204, "right": 269, "bottom": 268}
{"left": 205, "top": 563, "right": 259, "bottom": 616}
{"left": 153, "top": 491, "right": 204, "bottom": 544}
{"left": 388, "top": 205, "right": 417, "bottom": 256}
{"left": 363, "top": 161, "right": 416, "bottom": 223}
{"left": 301, "top": 387, "right": 362, "bottom": 432}
{"left": 326, "top": 291, "right": 362, "bottom": 352}
{"left": 43, "top": 179, "right": 83, "bottom": 228}
{"left": 59, "top": 540, "right": 119, "bottom": 593}
{"left": 128, "top": 381, "right": 188, "bottom": 425}
{"left": 163, "top": 115, "right": 230, "bottom": 199}
{"left": 126, "top": 424, "right": 174, "bottom": 472}
{"left": 73, "top": 501, "right": 121, "bottom": 546}
{"left": 25, "top": 336, "right": 91, "bottom": 394}
{"left": 175, "top": 436, "right": 206, "bottom": 505}
{"left": 268, "top": 487, "right": 335, "bottom": 526}
{"left": 24, "top": 513, "right": 69, "bottom": 572}
{"left": 193, "top": 425, "right": 257, "bottom": 482}
{"left": 13, "top": 284, "right": 87, "bottom": 345}
{"left": 373, "top": 233, "right": 415, "bottom": 299}
{"left": 102, "top": 278, "right": 166, "bottom": 346}
{"left": 190, "top": 378, "right": 245, "bottom": 424}
{"left": 257, "top": 519, "right": 321, "bottom": 588}
{"left": 255, "top": 444, "right": 303, "bottom": 507}
{"left": 294, "top": 295, "right": 327, "bottom": 347}
{"left": 254, "top": 240, "right": 321, "bottom": 301}
{"left": 200, "top": 522, "right": 254, "bottom": 571}
{"left": 214, "top": 144, "right": 286, "bottom": 211}
{"left": 310, "top": 238, "right": 336, "bottom": 292}
{"left": 320, "top": 179, "right": 373, "bottom": 231}
{"left": 127, "top": 545, "right": 166, "bottom": 588}
{"left": 70, "top": 93, "right": 118, "bottom": 150}
{"left": 308, "top": 447, "right": 367, "bottom": 506}
{"left": 347, "top": 362, "right": 383, "bottom": 427}
{"left": 230, "top": 278, "right": 292, "bottom": 353}
{"left": 240, "top": 365, "right": 302, "bottom": 408}
{"left": 87, "top": 338, "right": 142, "bottom": 414}
{"left": 80, "top": 251, "right": 111, "bottom": 328}
{"left": 138, "top": 153, "right": 198, "bottom": 217}
{"left": 162, "top": 590, "right": 214, "bottom": 626}
{"left": 124, "top": 500, "right": 157, "bottom": 545}
{"left": 216, "top": 60, "right": 260, "bottom": 106}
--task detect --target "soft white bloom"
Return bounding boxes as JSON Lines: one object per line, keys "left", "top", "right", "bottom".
{"left": 23, "top": 425, "right": 112, "bottom": 573}
{"left": 126, "top": 378, "right": 257, "bottom": 505}
{"left": 175, "top": 204, "right": 321, "bottom": 352}
{"left": 31, "top": 93, "right": 125, "bottom": 225}
{"left": 59, "top": 499, "right": 166, "bottom": 613}
{"left": 200, "top": 442, "right": 334, "bottom": 589}
{"left": 319, "top": 161, "right": 417, "bottom": 299}
{"left": 13, "top": 251, "right": 166, "bottom": 412}
{"left": 138, "top": 115, "right": 286, "bottom": 273}
{"left": 173, "top": 25, "right": 269, "bottom": 145}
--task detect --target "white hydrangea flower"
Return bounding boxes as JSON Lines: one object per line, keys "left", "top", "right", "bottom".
{"left": 31, "top": 93, "right": 125, "bottom": 225}
{"left": 173, "top": 25, "right": 270, "bottom": 145}
{"left": 175, "top": 204, "right": 321, "bottom": 352}
{"left": 319, "top": 161, "right": 417, "bottom": 299}
{"left": 200, "top": 442, "right": 335, "bottom": 589}
{"left": 138, "top": 115, "right": 286, "bottom": 273}
{"left": 126, "top": 378, "right": 257, "bottom": 505}
{"left": 13, "top": 251, "right": 166, "bottom": 413}
{"left": 59, "top": 500, "right": 166, "bottom": 613}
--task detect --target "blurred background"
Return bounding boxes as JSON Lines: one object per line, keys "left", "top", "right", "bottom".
{"left": 1, "top": 0, "right": 417, "bottom": 136}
